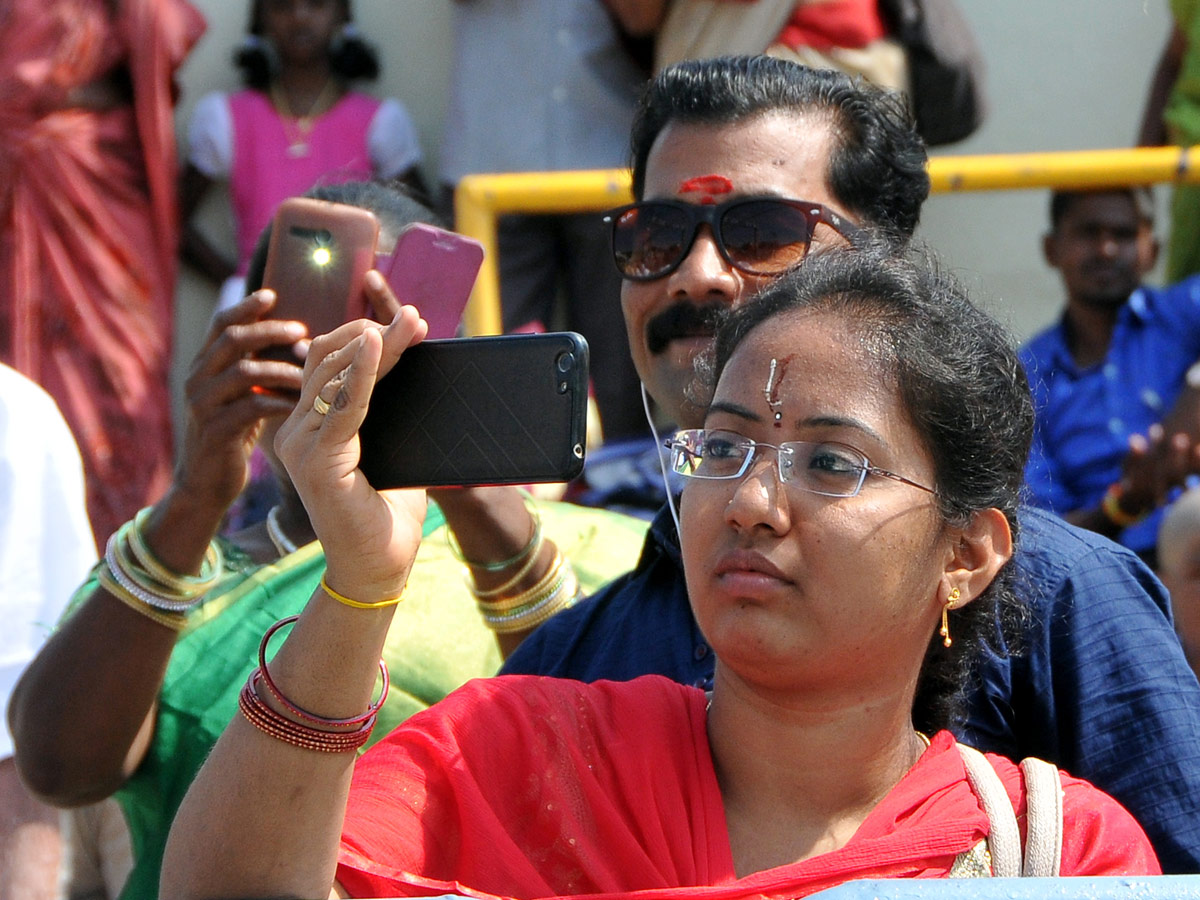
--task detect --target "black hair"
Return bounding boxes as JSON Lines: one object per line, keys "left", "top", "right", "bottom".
{"left": 629, "top": 56, "right": 930, "bottom": 246}
{"left": 1048, "top": 187, "right": 1156, "bottom": 231}
{"left": 235, "top": 0, "right": 380, "bottom": 91}
{"left": 703, "top": 245, "right": 1033, "bottom": 733}
{"left": 244, "top": 179, "right": 441, "bottom": 294}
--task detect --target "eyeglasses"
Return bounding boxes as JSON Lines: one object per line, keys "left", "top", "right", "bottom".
{"left": 603, "top": 197, "right": 866, "bottom": 282}
{"left": 665, "top": 429, "right": 936, "bottom": 498}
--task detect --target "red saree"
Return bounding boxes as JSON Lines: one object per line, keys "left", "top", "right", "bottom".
{"left": 337, "top": 676, "right": 1159, "bottom": 899}
{"left": 0, "top": 0, "right": 205, "bottom": 543}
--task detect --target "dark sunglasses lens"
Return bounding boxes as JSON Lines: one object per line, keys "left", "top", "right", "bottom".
{"left": 611, "top": 204, "right": 692, "bottom": 279}
{"left": 719, "top": 201, "right": 813, "bottom": 274}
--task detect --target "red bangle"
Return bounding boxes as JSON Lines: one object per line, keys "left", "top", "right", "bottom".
{"left": 239, "top": 674, "right": 375, "bottom": 753}
{"left": 255, "top": 615, "right": 389, "bottom": 728}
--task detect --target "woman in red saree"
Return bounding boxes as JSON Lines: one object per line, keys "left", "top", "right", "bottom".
{"left": 161, "top": 246, "right": 1160, "bottom": 898}
{"left": 0, "top": 0, "right": 205, "bottom": 543}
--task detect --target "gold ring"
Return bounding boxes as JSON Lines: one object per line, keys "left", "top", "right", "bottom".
{"left": 312, "top": 394, "right": 331, "bottom": 416}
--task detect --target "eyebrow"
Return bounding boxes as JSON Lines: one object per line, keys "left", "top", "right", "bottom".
{"left": 706, "top": 401, "right": 888, "bottom": 444}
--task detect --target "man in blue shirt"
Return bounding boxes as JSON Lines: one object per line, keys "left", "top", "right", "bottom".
{"left": 1023, "top": 188, "right": 1200, "bottom": 564}
{"left": 504, "top": 57, "right": 1200, "bottom": 872}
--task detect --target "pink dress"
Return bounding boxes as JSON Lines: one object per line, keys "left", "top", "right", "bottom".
{"left": 227, "top": 89, "right": 382, "bottom": 276}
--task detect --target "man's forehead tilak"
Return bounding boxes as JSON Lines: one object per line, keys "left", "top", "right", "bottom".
{"left": 679, "top": 175, "right": 734, "bottom": 205}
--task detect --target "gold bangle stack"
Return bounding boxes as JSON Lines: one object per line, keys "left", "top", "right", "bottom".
{"left": 449, "top": 496, "right": 579, "bottom": 634}
{"left": 99, "top": 509, "right": 224, "bottom": 630}
{"left": 97, "top": 566, "right": 189, "bottom": 632}
{"left": 473, "top": 548, "right": 580, "bottom": 634}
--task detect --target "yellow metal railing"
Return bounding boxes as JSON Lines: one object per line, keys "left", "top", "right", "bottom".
{"left": 455, "top": 146, "right": 1200, "bottom": 336}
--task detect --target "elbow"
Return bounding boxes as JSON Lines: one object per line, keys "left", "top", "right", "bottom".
{"left": 8, "top": 706, "right": 132, "bottom": 806}
{"left": 11, "top": 743, "right": 131, "bottom": 808}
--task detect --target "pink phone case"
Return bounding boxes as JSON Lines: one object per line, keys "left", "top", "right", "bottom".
{"left": 379, "top": 224, "right": 484, "bottom": 339}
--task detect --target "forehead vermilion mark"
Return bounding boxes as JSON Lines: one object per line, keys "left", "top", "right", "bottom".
{"left": 679, "top": 175, "right": 733, "bottom": 205}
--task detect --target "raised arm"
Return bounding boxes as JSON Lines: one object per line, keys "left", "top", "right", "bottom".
{"left": 1064, "top": 377, "right": 1200, "bottom": 538}
{"left": 1138, "top": 22, "right": 1186, "bottom": 147}
{"left": 162, "top": 307, "right": 429, "bottom": 899}
{"left": 7, "top": 293, "right": 304, "bottom": 805}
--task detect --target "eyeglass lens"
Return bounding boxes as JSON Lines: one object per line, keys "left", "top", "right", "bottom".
{"left": 610, "top": 200, "right": 815, "bottom": 280}
{"left": 670, "top": 430, "right": 869, "bottom": 497}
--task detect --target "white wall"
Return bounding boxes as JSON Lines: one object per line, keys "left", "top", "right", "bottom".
{"left": 918, "top": 1, "right": 1173, "bottom": 338}
{"left": 171, "top": 0, "right": 1176, "bottom": 424}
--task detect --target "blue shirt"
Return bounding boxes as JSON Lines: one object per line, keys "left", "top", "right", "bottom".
{"left": 1020, "top": 278, "right": 1200, "bottom": 554}
{"left": 504, "top": 504, "right": 1200, "bottom": 873}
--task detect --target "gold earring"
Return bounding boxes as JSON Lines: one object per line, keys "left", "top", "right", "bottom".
{"left": 941, "top": 587, "right": 960, "bottom": 648}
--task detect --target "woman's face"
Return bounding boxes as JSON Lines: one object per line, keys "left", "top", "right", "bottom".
{"left": 679, "top": 309, "right": 953, "bottom": 698}
{"left": 259, "top": 0, "right": 345, "bottom": 67}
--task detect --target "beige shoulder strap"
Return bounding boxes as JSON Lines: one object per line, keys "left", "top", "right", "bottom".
{"left": 956, "top": 743, "right": 1064, "bottom": 878}
{"left": 958, "top": 743, "right": 1022, "bottom": 877}
{"left": 1019, "top": 756, "right": 1064, "bottom": 877}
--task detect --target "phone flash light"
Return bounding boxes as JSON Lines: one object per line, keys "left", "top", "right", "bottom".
{"left": 311, "top": 247, "right": 332, "bottom": 267}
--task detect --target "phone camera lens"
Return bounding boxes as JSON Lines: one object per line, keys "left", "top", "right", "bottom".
{"left": 556, "top": 351, "right": 575, "bottom": 373}
{"left": 315, "top": 229, "right": 333, "bottom": 245}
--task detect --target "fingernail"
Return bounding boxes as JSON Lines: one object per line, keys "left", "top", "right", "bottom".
{"left": 365, "top": 269, "right": 385, "bottom": 290}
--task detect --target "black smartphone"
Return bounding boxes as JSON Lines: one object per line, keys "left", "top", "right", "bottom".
{"left": 358, "top": 332, "right": 590, "bottom": 488}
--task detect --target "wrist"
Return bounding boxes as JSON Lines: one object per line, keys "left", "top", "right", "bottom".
{"left": 142, "top": 490, "right": 228, "bottom": 574}
{"left": 321, "top": 563, "right": 409, "bottom": 608}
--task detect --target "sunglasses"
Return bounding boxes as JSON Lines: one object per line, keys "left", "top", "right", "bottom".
{"left": 603, "top": 197, "right": 866, "bottom": 282}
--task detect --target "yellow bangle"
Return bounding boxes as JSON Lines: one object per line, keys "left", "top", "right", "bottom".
{"left": 98, "top": 565, "right": 189, "bottom": 632}
{"left": 129, "top": 507, "right": 223, "bottom": 594}
{"left": 1101, "top": 483, "right": 1143, "bottom": 528}
{"left": 319, "top": 573, "right": 403, "bottom": 609}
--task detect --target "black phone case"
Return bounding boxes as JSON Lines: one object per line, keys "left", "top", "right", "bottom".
{"left": 358, "top": 332, "right": 589, "bottom": 488}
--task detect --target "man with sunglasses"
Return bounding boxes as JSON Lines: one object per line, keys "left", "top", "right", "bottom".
{"left": 502, "top": 55, "right": 1200, "bottom": 873}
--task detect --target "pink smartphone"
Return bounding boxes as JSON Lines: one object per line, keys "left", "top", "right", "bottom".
{"left": 377, "top": 224, "right": 484, "bottom": 339}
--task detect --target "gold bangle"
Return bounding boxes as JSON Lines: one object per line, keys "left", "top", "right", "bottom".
{"left": 486, "top": 572, "right": 581, "bottom": 635}
{"left": 467, "top": 534, "right": 546, "bottom": 599}
{"left": 481, "top": 565, "right": 569, "bottom": 621}
{"left": 445, "top": 492, "right": 542, "bottom": 572}
{"left": 319, "top": 573, "right": 403, "bottom": 609}
{"left": 98, "top": 565, "right": 188, "bottom": 632}
{"left": 473, "top": 550, "right": 564, "bottom": 610}
{"left": 1101, "top": 483, "right": 1143, "bottom": 528}
{"left": 129, "top": 507, "right": 223, "bottom": 593}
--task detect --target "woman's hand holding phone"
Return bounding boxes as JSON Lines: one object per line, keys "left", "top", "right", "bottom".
{"left": 176, "top": 290, "right": 307, "bottom": 512}
{"left": 273, "top": 300, "right": 429, "bottom": 605}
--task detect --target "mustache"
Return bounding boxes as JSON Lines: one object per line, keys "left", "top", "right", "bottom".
{"left": 645, "top": 302, "right": 729, "bottom": 355}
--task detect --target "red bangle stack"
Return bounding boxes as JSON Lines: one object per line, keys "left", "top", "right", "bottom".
{"left": 239, "top": 672, "right": 377, "bottom": 753}
{"left": 236, "top": 615, "right": 389, "bottom": 752}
